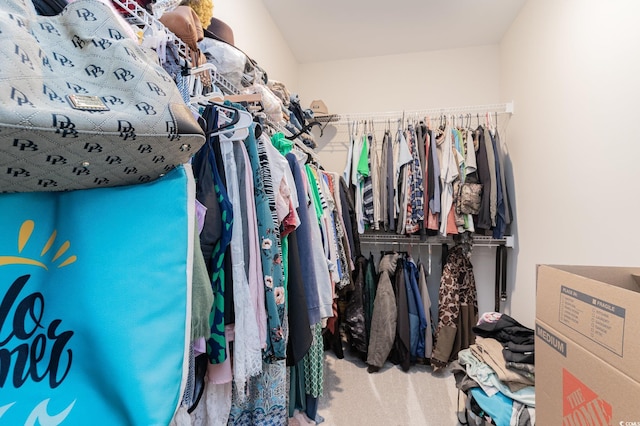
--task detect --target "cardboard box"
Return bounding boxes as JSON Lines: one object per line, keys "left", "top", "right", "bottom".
{"left": 536, "top": 265, "right": 640, "bottom": 425}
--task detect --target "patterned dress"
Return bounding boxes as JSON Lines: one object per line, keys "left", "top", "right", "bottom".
{"left": 228, "top": 128, "right": 287, "bottom": 425}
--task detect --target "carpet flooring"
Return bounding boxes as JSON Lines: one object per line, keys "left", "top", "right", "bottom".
{"left": 316, "top": 350, "right": 462, "bottom": 426}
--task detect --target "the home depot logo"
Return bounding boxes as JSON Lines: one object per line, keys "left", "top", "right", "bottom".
{"left": 563, "top": 368, "right": 612, "bottom": 425}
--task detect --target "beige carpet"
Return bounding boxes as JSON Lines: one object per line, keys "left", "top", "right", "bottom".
{"left": 316, "top": 350, "right": 462, "bottom": 426}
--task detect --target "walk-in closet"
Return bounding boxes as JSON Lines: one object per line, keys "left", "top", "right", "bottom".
{"left": 1, "top": 0, "right": 639, "bottom": 425}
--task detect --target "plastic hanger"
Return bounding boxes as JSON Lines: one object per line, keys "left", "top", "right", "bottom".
{"left": 285, "top": 121, "right": 322, "bottom": 140}
{"left": 203, "top": 102, "right": 250, "bottom": 142}
{"left": 187, "top": 63, "right": 218, "bottom": 103}
{"left": 205, "top": 103, "right": 239, "bottom": 135}
{"left": 217, "top": 107, "right": 252, "bottom": 141}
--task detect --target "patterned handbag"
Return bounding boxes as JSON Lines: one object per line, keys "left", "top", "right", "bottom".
{"left": 0, "top": 0, "right": 205, "bottom": 192}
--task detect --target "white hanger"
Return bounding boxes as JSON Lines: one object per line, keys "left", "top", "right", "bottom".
{"left": 214, "top": 107, "right": 253, "bottom": 141}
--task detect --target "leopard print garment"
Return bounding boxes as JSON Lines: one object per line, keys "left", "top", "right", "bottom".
{"left": 431, "top": 245, "right": 478, "bottom": 368}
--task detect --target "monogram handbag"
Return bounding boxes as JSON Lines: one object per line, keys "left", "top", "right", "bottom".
{"left": 0, "top": 0, "right": 206, "bottom": 192}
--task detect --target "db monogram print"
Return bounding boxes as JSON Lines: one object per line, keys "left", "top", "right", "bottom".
{"left": 0, "top": 0, "right": 205, "bottom": 192}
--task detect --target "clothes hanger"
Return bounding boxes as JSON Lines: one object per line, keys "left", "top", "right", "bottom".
{"left": 370, "top": 120, "right": 376, "bottom": 150}
{"left": 486, "top": 111, "right": 496, "bottom": 134}
{"left": 202, "top": 102, "right": 239, "bottom": 135}
{"left": 285, "top": 121, "right": 322, "bottom": 140}
{"left": 187, "top": 63, "right": 220, "bottom": 102}
{"left": 209, "top": 103, "right": 252, "bottom": 140}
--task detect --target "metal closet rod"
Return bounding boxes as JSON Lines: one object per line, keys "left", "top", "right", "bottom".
{"left": 337, "top": 101, "right": 515, "bottom": 124}
{"left": 358, "top": 233, "right": 514, "bottom": 248}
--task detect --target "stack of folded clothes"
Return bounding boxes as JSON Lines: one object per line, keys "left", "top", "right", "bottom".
{"left": 451, "top": 312, "right": 535, "bottom": 426}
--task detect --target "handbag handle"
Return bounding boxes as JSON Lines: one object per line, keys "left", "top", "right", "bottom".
{"left": 2, "top": 0, "right": 37, "bottom": 17}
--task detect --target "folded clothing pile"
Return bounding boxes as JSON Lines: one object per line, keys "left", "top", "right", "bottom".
{"left": 451, "top": 313, "right": 535, "bottom": 426}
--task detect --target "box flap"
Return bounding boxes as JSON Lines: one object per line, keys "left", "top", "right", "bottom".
{"left": 546, "top": 265, "right": 640, "bottom": 292}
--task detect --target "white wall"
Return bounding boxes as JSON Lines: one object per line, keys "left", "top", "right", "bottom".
{"left": 210, "top": 0, "right": 299, "bottom": 91}
{"left": 500, "top": 0, "right": 640, "bottom": 328}
{"left": 298, "top": 45, "right": 502, "bottom": 173}
{"left": 298, "top": 45, "right": 501, "bottom": 116}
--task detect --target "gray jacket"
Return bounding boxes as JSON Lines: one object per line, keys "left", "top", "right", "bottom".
{"left": 366, "top": 254, "right": 399, "bottom": 368}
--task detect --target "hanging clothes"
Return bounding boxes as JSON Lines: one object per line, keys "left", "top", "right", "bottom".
{"left": 344, "top": 255, "right": 368, "bottom": 355}
{"left": 494, "top": 130, "right": 512, "bottom": 227}
{"left": 490, "top": 130, "right": 512, "bottom": 239}
{"left": 431, "top": 243, "right": 478, "bottom": 369}
{"left": 243, "top": 130, "right": 285, "bottom": 362}
{"left": 343, "top": 124, "right": 355, "bottom": 184}
{"left": 286, "top": 153, "right": 322, "bottom": 326}
{"left": 426, "top": 127, "right": 442, "bottom": 232}
{"left": 381, "top": 130, "right": 395, "bottom": 231}
{"left": 404, "top": 257, "right": 427, "bottom": 360}
{"left": 452, "top": 127, "right": 475, "bottom": 234}
{"left": 403, "top": 125, "right": 425, "bottom": 234}
{"left": 271, "top": 140, "right": 313, "bottom": 368}
{"left": 475, "top": 126, "right": 493, "bottom": 231}
{"left": 241, "top": 142, "right": 268, "bottom": 349}
{"left": 370, "top": 131, "right": 382, "bottom": 230}
{"left": 319, "top": 172, "right": 342, "bottom": 287}
{"left": 355, "top": 133, "right": 371, "bottom": 233}
{"left": 220, "top": 137, "right": 263, "bottom": 399}
{"left": 304, "top": 163, "right": 334, "bottom": 320}
{"left": 395, "top": 129, "right": 413, "bottom": 234}
{"left": 339, "top": 175, "right": 361, "bottom": 259}
{"left": 436, "top": 122, "right": 459, "bottom": 236}
{"left": 227, "top": 360, "right": 288, "bottom": 425}
{"left": 391, "top": 257, "right": 411, "bottom": 372}
{"left": 363, "top": 253, "right": 377, "bottom": 348}
{"left": 326, "top": 171, "right": 354, "bottom": 291}
{"left": 417, "top": 262, "right": 434, "bottom": 361}
{"left": 366, "top": 253, "right": 399, "bottom": 372}
{"left": 483, "top": 126, "right": 498, "bottom": 229}
{"left": 362, "top": 134, "right": 375, "bottom": 228}
{"left": 192, "top": 107, "right": 234, "bottom": 365}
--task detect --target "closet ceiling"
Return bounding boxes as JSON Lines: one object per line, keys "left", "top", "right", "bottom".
{"left": 261, "top": 0, "right": 527, "bottom": 64}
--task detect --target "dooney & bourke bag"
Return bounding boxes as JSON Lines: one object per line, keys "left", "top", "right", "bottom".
{"left": 0, "top": 0, "right": 205, "bottom": 192}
